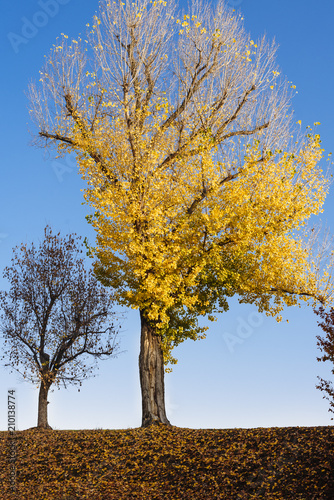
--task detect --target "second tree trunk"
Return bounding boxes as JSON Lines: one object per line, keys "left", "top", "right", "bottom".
{"left": 37, "top": 380, "right": 52, "bottom": 429}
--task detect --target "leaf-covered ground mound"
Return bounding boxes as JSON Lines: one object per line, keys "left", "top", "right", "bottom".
{"left": 0, "top": 425, "right": 333, "bottom": 499}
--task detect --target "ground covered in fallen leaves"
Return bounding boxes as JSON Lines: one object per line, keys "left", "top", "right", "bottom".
{"left": 0, "top": 425, "right": 333, "bottom": 499}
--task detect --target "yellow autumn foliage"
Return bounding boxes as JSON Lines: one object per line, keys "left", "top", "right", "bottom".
{"left": 79, "top": 128, "right": 329, "bottom": 327}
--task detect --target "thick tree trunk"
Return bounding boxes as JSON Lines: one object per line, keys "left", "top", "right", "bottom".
{"left": 37, "top": 380, "right": 52, "bottom": 429}
{"left": 139, "top": 310, "right": 171, "bottom": 427}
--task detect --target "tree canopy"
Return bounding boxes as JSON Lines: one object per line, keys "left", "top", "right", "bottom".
{"left": 29, "top": 0, "right": 333, "bottom": 365}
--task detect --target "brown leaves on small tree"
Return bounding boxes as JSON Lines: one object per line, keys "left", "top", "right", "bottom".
{"left": 0, "top": 225, "right": 121, "bottom": 428}
{"left": 314, "top": 306, "right": 334, "bottom": 418}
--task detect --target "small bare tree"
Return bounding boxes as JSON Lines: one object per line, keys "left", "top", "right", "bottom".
{"left": 0, "top": 226, "right": 120, "bottom": 429}
{"left": 314, "top": 306, "right": 334, "bottom": 419}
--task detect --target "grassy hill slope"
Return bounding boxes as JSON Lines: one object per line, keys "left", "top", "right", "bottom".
{"left": 1, "top": 425, "right": 333, "bottom": 499}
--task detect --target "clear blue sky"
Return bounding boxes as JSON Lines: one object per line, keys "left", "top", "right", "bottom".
{"left": 1, "top": 0, "right": 334, "bottom": 431}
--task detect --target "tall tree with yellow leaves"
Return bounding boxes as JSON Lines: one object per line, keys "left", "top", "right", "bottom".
{"left": 28, "top": 0, "right": 333, "bottom": 426}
